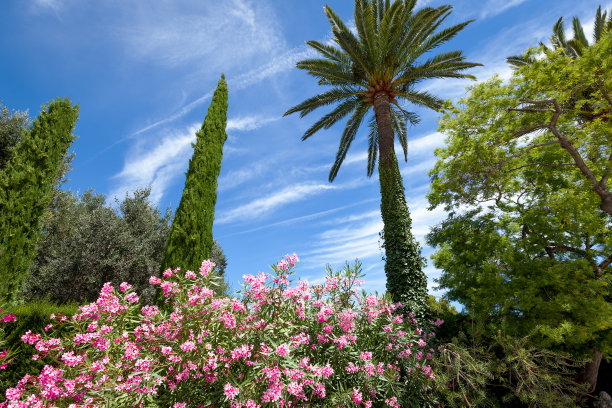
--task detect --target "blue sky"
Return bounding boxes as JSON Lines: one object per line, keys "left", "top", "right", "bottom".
{"left": 1, "top": 0, "right": 608, "bottom": 298}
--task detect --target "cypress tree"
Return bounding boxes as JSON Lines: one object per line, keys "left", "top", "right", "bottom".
{"left": 160, "top": 75, "right": 228, "bottom": 277}
{"left": 0, "top": 98, "right": 79, "bottom": 304}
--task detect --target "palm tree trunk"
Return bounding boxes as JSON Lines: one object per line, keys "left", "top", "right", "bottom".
{"left": 373, "top": 92, "right": 428, "bottom": 318}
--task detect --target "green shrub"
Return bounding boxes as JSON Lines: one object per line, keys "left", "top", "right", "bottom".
{"left": 0, "top": 301, "right": 78, "bottom": 396}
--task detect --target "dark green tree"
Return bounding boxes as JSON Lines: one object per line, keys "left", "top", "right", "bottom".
{"left": 0, "top": 98, "right": 79, "bottom": 304}
{"left": 283, "top": 0, "right": 480, "bottom": 317}
{"left": 21, "top": 187, "right": 228, "bottom": 305}
{"left": 22, "top": 188, "right": 169, "bottom": 305}
{"left": 160, "top": 75, "right": 228, "bottom": 292}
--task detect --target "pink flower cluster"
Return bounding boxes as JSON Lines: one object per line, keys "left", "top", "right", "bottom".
{"left": 2, "top": 256, "right": 439, "bottom": 407}
{"left": 0, "top": 304, "right": 16, "bottom": 369}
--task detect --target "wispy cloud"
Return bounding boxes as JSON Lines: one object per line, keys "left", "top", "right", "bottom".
{"left": 110, "top": 123, "right": 199, "bottom": 203}
{"left": 226, "top": 115, "right": 280, "bottom": 132}
{"left": 31, "top": 0, "right": 62, "bottom": 11}
{"left": 216, "top": 183, "right": 337, "bottom": 224}
{"left": 222, "top": 198, "right": 379, "bottom": 237}
{"left": 480, "top": 0, "right": 528, "bottom": 19}
{"left": 300, "top": 195, "right": 446, "bottom": 266}
{"left": 132, "top": 46, "right": 312, "bottom": 136}
{"left": 218, "top": 161, "right": 268, "bottom": 192}
{"left": 124, "top": 0, "right": 283, "bottom": 68}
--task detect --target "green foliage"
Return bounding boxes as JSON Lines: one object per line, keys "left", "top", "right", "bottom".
{"left": 0, "top": 98, "right": 79, "bottom": 304}
{"left": 427, "top": 34, "right": 612, "bottom": 391}
{"left": 160, "top": 75, "right": 228, "bottom": 293}
{"left": 20, "top": 188, "right": 173, "bottom": 305}
{"left": 284, "top": 0, "right": 480, "bottom": 317}
{"left": 433, "top": 330, "right": 587, "bottom": 408}
{"left": 0, "top": 301, "right": 78, "bottom": 397}
{"left": 379, "top": 153, "right": 427, "bottom": 318}
{"left": 0, "top": 103, "right": 30, "bottom": 170}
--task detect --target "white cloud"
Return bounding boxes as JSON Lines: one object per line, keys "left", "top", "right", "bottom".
{"left": 32, "top": 0, "right": 62, "bottom": 10}
{"left": 480, "top": 0, "right": 528, "bottom": 19}
{"left": 222, "top": 198, "right": 379, "bottom": 237}
{"left": 301, "top": 194, "right": 444, "bottom": 264}
{"left": 216, "top": 183, "right": 337, "bottom": 224}
{"left": 226, "top": 115, "right": 280, "bottom": 132}
{"left": 218, "top": 162, "right": 268, "bottom": 192}
{"left": 124, "top": 0, "right": 283, "bottom": 68}
{"left": 110, "top": 123, "right": 199, "bottom": 203}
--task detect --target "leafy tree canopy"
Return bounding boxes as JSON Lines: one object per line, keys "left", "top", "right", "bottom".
{"left": 22, "top": 188, "right": 228, "bottom": 305}
{"left": 427, "top": 35, "right": 612, "bottom": 359}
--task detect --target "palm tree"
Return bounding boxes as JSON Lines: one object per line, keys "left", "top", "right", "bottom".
{"left": 507, "top": 5, "right": 611, "bottom": 68}
{"left": 284, "top": 0, "right": 481, "bottom": 316}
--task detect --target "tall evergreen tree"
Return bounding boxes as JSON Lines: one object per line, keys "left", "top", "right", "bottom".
{"left": 0, "top": 98, "right": 79, "bottom": 304}
{"left": 284, "top": 0, "right": 480, "bottom": 318}
{"left": 160, "top": 75, "right": 228, "bottom": 290}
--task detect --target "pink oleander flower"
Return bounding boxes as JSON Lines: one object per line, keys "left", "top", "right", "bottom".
{"left": 149, "top": 276, "right": 162, "bottom": 285}
{"left": 180, "top": 341, "right": 196, "bottom": 353}
{"left": 275, "top": 343, "right": 290, "bottom": 357}
{"left": 200, "top": 260, "right": 216, "bottom": 277}
{"left": 353, "top": 388, "right": 363, "bottom": 405}
{"left": 119, "top": 282, "right": 132, "bottom": 292}
{"left": 224, "top": 383, "right": 239, "bottom": 400}
{"left": 2, "top": 314, "right": 16, "bottom": 323}
{"left": 360, "top": 351, "right": 372, "bottom": 361}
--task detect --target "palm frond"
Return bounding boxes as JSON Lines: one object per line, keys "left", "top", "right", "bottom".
{"left": 398, "top": 6, "right": 452, "bottom": 62}
{"left": 355, "top": 0, "right": 377, "bottom": 66}
{"left": 305, "top": 41, "right": 352, "bottom": 66}
{"left": 572, "top": 17, "right": 589, "bottom": 47}
{"left": 296, "top": 58, "right": 358, "bottom": 86}
{"left": 593, "top": 6, "right": 604, "bottom": 43}
{"left": 301, "top": 97, "right": 361, "bottom": 141}
{"left": 324, "top": 6, "right": 372, "bottom": 76}
{"left": 566, "top": 38, "right": 584, "bottom": 58}
{"left": 397, "top": 89, "right": 445, "bottom": 111}
{"left": 329, "top": 103, "right": 369, "bottom": 182}
{"left": 551, "top": 17, "right": 567, "bottom": 50}
{"left": 506, "top": 55, "right": 534, "bottom": 69}
{"left": 409, "top": 19, "right": 475, "bottom": 65}
{"left": 284, "top": 86, "right": 360, "bottom": 118}
{"left": 397, "top": 51, "right": 481, "bottom": 84}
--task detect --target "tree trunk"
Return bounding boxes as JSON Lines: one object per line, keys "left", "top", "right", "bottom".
{"left": 373, "top": 92, "right": 428, "bottom": 319}
{"left": 576, "top": 348, "right": 603, "bottom": 393}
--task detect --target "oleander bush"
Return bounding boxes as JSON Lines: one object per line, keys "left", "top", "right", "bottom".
{"left": 1, "top": 255, "right": 441, "bottom": 407}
